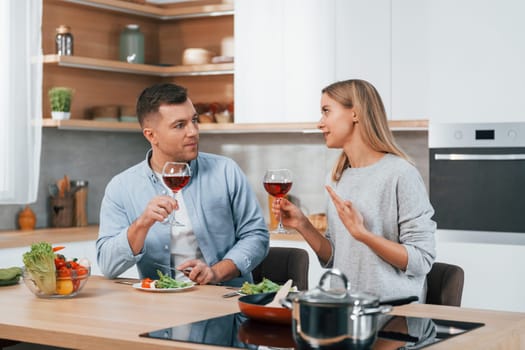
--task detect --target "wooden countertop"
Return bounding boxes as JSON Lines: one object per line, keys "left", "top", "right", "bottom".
{"left": 1, "top": 276, "right": 524, "bottom": 349}
{"left": 0, "top": 226, "right": 305, "bottom": 250}
{"left": 0, "top": 226, "right": 99, "bottom": 249}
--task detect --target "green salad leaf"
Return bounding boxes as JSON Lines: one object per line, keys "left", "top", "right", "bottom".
{"left": 240, "top": 278, "right": 281, "bottom": 295}
{"left": 22, "top": 242, "right": 56, "bottom": 295}
{"left": 155, "top": 270, "right": 192, "bottom": 289}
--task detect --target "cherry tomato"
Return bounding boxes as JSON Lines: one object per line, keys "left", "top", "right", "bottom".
{"left": 141, "top": 278, "right": 153, "bottom": 288}
{"left": 57, "top": 266, "right": 71, "bottom": 277}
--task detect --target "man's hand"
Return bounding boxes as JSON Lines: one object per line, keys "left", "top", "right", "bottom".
{"left": 139, "top": 195, "right": 178, "bottom": 227}
{"left": 177, "top": 259, "right": 217, "bottom": 285}
{"left": 128, "top": 195, "right": 178, "bottom": 255}
{"left": 177, "top": 259, "right": 239, "bottom": 285}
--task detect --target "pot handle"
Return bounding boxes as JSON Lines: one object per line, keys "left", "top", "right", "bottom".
{"left": 379, "top": 295, "right": 418, "bottom": 306}
{"left": 318, "top": 269, "right": 351, "bottom": 296}
{"left": 352, "top": 305, "right": 392, "bottom": 318}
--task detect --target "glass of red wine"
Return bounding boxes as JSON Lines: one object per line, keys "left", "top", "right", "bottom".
{"left": 263, "top": 169, "right": 293, "bottom": 234}
{"left": 162, "top": 162, "right": 191, "bottom": 226}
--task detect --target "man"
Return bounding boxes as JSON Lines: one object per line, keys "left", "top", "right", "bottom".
{"left": 96, "top": 83, "right": 269, "bottom": 286}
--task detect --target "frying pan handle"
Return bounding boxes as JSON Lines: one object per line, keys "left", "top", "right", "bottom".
{"left": 379, "top": 295, "right": 418, "bottom": 306}
{"left": 280, "top": 298, "right": 293, "bottom": 309}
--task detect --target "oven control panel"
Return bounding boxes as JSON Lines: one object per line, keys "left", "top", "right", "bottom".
{"left": 429, "top": 122, "right": 525, "bottom": 148}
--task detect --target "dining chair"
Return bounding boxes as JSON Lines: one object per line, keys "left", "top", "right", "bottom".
{"left": 252, "top": 247, "right": 310, "bottom": 291}
{"left": 426, "top": 262, "right": 465, "bottom": 307}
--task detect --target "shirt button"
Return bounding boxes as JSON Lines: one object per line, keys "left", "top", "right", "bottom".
{"left": 164, "top": 245, "right": 169, "bottom": 250}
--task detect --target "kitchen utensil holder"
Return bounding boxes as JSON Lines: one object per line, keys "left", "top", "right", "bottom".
{"left": 50, "top": 196, "right": 74, "bottom": 227}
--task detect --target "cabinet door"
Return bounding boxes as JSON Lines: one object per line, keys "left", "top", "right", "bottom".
{"left": 425, "top": 0, "right": 525, "bottom": 123}
{"left": 335, "top": 0, "right": 392, "bottom": 118}
{"left": 391, "top": 0, "right": 428, "bottom": 120}
{"left": 235, "top": 0, "right": 336, "bottom": 123}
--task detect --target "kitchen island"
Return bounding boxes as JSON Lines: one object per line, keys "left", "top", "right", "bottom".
{"left": 0, "top": 276, "right": 524, "bottom": 349}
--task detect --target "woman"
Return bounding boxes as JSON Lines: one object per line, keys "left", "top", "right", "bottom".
{"left": 273, "top": 79, "right": 436, "bottom": 301}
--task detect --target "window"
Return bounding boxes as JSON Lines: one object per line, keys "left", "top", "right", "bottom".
{"left": 0, "top": 0, "right": 43, "bottom": 204}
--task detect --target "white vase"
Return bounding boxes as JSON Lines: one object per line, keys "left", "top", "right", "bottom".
{"left": 51, "top": 111, "right": 71, "bottom": 120}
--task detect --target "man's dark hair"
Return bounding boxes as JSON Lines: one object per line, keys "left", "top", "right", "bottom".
{"left": 136, "top": 83, "right": 188, "bottom": 126}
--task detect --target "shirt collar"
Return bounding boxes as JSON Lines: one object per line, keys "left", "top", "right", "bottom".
{"left": 143, "top": 149, "right": 199, "bottom": 184}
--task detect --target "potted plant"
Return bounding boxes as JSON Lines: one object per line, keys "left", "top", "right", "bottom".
{"left": 48, "top": 87, "right": 73, "bottom": 120}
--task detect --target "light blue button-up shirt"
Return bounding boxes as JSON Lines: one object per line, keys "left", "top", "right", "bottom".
{"left": 96, "top": 151, "right": 269, "bottom": 286}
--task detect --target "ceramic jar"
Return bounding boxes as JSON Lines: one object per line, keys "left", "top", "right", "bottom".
{"left": 18, "top": 206, "right": 36, "bottom": 231}
{"left": 119, "top": 24, "right": 144, "bottom": 64}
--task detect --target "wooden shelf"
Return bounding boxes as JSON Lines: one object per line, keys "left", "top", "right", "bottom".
{"left": 62, "top": 0, "right": 234, "bottom": 19}
{"left": 43, "top": 54, "right": 234, "bottom": 77}
{"left": 42, "top": 119, "right": 429, "bottom": 133}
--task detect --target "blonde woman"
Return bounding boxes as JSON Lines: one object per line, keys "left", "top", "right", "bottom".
{"left": 273, "top": 79, "right": 436, "bottom": 301}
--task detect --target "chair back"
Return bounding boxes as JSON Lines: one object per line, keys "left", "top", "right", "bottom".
{"left": 426, "top": 262, "right": 464, "bottom": 307}
{"left": 252, "top": 247, "right": 309, "bottom": 290}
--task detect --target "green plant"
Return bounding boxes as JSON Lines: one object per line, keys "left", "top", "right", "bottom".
{"left": 48, "top": 87, "right": 73, "bottom": 112}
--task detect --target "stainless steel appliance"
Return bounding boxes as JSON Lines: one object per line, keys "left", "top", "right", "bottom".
{"left": 429, "top": 122, "right": 525, "bottom": 233}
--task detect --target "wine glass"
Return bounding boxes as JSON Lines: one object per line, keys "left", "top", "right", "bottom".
{"left": 162, "top": 162, "right": 191, "bottom": 226}
{"left": 263, "top": 169, "right": 293, "bottom": 234}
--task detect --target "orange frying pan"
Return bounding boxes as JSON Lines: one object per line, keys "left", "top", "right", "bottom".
{"left": 237, "top": 292, "right": 292, "bottom": 325}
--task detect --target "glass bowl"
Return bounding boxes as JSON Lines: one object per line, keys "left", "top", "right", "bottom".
{"left": 23, "top": 265, "right": 90, "bottom": 298}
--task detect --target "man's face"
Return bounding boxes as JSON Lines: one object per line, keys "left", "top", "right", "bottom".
{"left": 144, "top": 99, "right": 200, "bottom": 163}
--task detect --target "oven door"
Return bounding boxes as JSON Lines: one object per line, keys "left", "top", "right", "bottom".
{"left": 429, "top": 147, "right": 525, "bottom": 233}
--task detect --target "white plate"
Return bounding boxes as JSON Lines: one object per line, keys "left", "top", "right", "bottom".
{"left": 132, "top": 282, "right": 195, "bottom": 293}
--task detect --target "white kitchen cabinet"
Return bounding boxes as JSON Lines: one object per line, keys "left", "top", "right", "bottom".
{"left": 235, "top": 0, "right": 393, "bottom": 123}
{"left": 335, "top": 0, "right": 392, "bottom": 118}
{"left": 425, "top": 0, "right": 525, "bottom": 123}
{"left": 391, "top": 0, "right": 428, "bottom": 120}
{"left": 235, "top": 0, "right": 336, "bottom": 124}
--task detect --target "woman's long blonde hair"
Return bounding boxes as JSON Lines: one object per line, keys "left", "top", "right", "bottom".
{"left": 322, "top": 79, "right": 412, "bottom": 182}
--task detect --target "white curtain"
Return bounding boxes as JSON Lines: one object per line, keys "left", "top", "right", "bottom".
{"left": 0, "top": 0, "right": 43, "bottom": 204}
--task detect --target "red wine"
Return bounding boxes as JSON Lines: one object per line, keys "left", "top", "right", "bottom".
{"left": 264, "top": 182, "right": 292, "bottom": 197}
{"left": 163, "top": 175, "right": 190, "bottom": 192}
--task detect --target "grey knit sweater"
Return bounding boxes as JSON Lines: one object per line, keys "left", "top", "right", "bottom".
{"left": 324, "top": 153, "right": 436, "bottom": 302}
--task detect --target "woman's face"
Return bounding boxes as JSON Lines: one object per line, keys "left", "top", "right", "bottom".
{"left": 318, "top": 93, "right": 356, "bottom": 149}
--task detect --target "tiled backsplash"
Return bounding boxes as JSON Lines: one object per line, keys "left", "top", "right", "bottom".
{"left": 0, "top": 129, "right": 428, "bottom": 230}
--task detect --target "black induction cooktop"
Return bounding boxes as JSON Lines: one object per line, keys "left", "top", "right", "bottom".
{"left": 140, "top": 312, "right": 484, "bottom": 349}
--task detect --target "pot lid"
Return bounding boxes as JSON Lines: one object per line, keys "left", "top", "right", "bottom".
{"left": 293, "top": 269, "right": 379, "bottom": 306}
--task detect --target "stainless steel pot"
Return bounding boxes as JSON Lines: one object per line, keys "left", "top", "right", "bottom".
{"left": 282, "top": 269, "right": 417, "bottom": 350}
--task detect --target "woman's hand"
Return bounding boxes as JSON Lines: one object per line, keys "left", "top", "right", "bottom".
{"left": 326, "top": 185, "right": 408, "bottom": 270}
{"left": 325, "top": 185, "right": 368, "bottom": 241}
{"left": 271, "top": 197, "right": 308, "bottom": 230}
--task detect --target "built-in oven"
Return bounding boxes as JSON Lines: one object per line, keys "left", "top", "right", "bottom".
{"left": 429, "top": 122, "right": 525, "bottom": 233}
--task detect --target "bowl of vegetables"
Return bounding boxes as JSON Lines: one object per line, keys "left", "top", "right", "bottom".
{"left": 22, "top": 242, "right": 90, "bottom": 298}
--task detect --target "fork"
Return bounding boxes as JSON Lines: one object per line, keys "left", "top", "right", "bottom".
{"left": 154, "top": 262, "right": 192, "bottom": 276}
